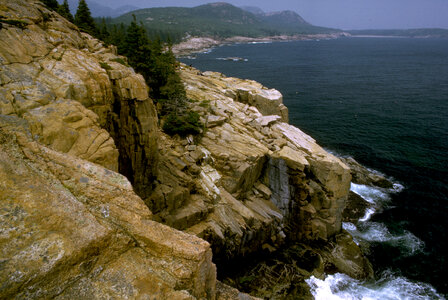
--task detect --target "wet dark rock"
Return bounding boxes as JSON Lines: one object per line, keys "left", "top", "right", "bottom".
{"left": 341, "top": 157, "right": 394, "bottom": 188}
{"left": 342, "top": 191, "right": 373, "bottom": 223}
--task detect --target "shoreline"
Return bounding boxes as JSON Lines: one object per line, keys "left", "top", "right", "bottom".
{"left": 172, "top": 32, "right": 351, "bottom": 56}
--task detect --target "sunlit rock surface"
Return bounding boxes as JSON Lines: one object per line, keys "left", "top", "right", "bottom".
{"left": 0, "top": 0, "right": 158, "bottom": 198}
{"left": 152, "top": 65, "right": 362, "bottom": 273}
{"left": 0, "top": 119, "right": 216, "bottom": 299}
{"left": 0, "top": 1, "right": 213, "bottom": 298}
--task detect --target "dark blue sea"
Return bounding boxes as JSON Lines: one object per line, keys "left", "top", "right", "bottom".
{"left": 181, "top": 37, "right": 448, "bottom": 299}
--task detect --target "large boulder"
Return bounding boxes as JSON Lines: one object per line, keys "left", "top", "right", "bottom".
{"left": 0, "top": 120, "right": 216, "bottom": 299}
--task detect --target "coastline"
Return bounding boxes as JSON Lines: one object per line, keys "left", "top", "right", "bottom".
{"left": 172, "top": 32, "right": 351, "bottom": 56}
{"left": 181, "top": 39, "right": 448, "bottom": 298}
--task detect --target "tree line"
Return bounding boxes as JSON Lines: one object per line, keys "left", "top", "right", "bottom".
{"left": 41, "top": 0, "right": 202, "bottom": 137}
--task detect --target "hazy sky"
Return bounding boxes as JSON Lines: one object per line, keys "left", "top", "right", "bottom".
{"left": 96, "top": 0, "right": 448, "bottom": 30}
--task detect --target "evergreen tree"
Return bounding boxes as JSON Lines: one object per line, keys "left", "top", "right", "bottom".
{"left": 41, "top": 0, "right": 59, "bottom": 10}
{"left": 147, "top": 37, "right": 183, "bottom": 102}
{"left": 121, "top": 16, "right": 152, "bottom": 80}
{"left": 108, "top": 16, "right": 202, "bottom": 136}
{"left": 109, "top": 23, "right": 127, "bottom": 51}
{"left": 74, "top": 0, "right": 97, "bottom": 36}
{"left": 97, "top": 18, "right": 110, "bottom": 43}
{"left": 58, "top": 0, "right": 74, "bottom": 23}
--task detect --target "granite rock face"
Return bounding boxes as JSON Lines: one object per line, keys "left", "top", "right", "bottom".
{"left": 0, "top": 1, "right": 214, "bottom": 298}
{"left": 149, "top": 65, "right": 367, "bottom": 280}
{"left": 340, "top": 156, "right": 394, "bottom": 189}
{"left": 0, "top": 0, "right": 158, "bottom": 198}
{"left": 0, "top": 119, "right": 216, "bottom": 299}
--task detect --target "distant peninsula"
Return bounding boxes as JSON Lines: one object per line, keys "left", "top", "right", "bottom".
{"left": 348, "top": 28, "right": 448, "bottom": 38}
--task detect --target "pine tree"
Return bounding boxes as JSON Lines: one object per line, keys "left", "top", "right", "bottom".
{"left": 97, "top": 18, "right": 110, "bottom": 43}
{"left": 110, "top": 23, "right": 127, "bottom": 51}
{"left": 110, "top": 16, "right": 201, "bottom": 136}
{"left": 41, "top": 0, "right": 59, "bottom": 10}
{"left": 122, "top": 16, "right": 152, "bottom": 81}
{"left": 74, "top": 0, "right": 97, "bottom": 36}
{"left": 58, "top": 0, "right": 74, "bottom": 23}
{"left": 146, "top": 37, "right": 181, "bottom": 101}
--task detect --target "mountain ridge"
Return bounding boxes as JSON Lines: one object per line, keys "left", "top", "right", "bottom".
{"left": 111, "top": 2, "right": 340, "bottom": 42}
{"left": 58, "top": 0, "right": 139, "bottom": 17}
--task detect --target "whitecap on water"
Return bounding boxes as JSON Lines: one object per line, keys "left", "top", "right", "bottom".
{"left": 347, "top": 182, "right": 424, "bottom": 255}
{"left": 351, "top": 183, "right": 390, "bottom": 205}
{"left": 343, "top": 221, "right": 424, "bottom": 256}
{"left": 249, "top": 41, "right": 272, "bottom": 44}
{"left": 306, "top": 272, "right": 444, "bottom": 300}
{"left": 201, "top": 48, "right": 214, "bottom": 54}
{"left": 359, "top": 207, "right": 376, "bottom": 222}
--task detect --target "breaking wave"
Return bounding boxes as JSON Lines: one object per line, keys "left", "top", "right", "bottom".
{"left": 343, "top": 221, "right": 425, "bottom": 256}
{"left": 306, "top": 272, "right": 444, "bottom": 300}
{"left": 346, "top": 183, "right": 424, "bottom": 255}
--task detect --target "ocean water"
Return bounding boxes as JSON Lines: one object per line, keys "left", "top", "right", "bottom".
{"left": 181, "top": 37, "right": 448, "bottom": 298}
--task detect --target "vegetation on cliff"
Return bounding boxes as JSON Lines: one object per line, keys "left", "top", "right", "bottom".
{"left": 115, "top": 16, "right": 202, "bottom": 136}
{"left": 58, "top": 0, "right": 74, "bottom": 23}
{"left": 42, "top": 0, "right": 202, "bottom": 137}
{"left": 40, "top": 0, "right": 75, "bottom": 23}
{"left": 41, "top": 0, "right": 59, "bottom": 10}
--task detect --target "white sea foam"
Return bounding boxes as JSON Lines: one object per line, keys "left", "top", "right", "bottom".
{"left": 249, "top": 41, "right": 272, "bottom": 44}
{"left": 359, "top": 207, "right": 376, "bottom": 222}
{"left": 347, "top": 181, "right": 424, "bottom": 255}
{"left": 351, "top": 183, "right": 390, "bottom": 205}
{"left": 306, "top": 272, "right": 444, "bottom": 300}
{"left": 392, "top": 183, "right": 405, "bottom": 193}
{"left": 216, "top": 57, "right": 248, "bottom": 62}
{"left": 343, "top": 222, "right": 425, "bottom": 256}
{"left": 349, "top": 183, "right": 389, "bottom": 222}
{"left": 349, "top": 182, "right": 405, "bottom": 222}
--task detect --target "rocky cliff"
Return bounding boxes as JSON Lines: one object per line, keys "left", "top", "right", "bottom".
{"left": 151, "top": 67, "right": 372, "bottom": 283}
{"left": 0, "top": 1, "right": 215, "bottom": 299}
{"left": 0, "top": 0, "right": 158, "bottom": 198}
{"left": 0, "top": 1, "right": 370, "bottom": 299}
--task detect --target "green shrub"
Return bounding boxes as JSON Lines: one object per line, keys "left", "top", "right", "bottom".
{"left": 100, "top": 62, "right": 112, "bottom": 70}
{"left": 199, "top": 100, "right": 210, "bottom": 108}
{"left": 0, "top": 19, "right": 29, "bottom": 29}
{"left": 111, "top": 57, "right": 129, "bottom": 66}
{"left": 162, "top": 111, "right": 202, "bottom": 137}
